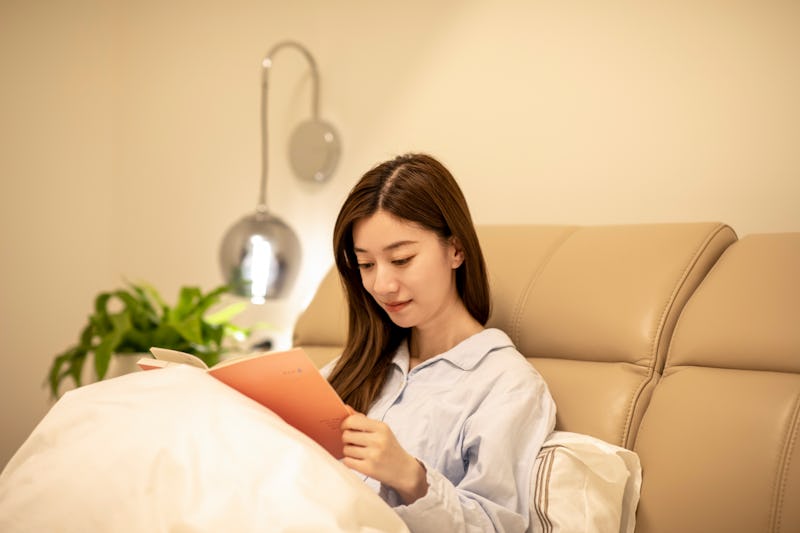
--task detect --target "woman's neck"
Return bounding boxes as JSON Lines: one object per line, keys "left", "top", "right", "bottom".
{"left": 408, "top": 308, "right": 483, "bottom": 367}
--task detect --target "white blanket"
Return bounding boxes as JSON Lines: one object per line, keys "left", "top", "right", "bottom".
{"left": 0, "top": 366, "right": 408, "bottom": 533}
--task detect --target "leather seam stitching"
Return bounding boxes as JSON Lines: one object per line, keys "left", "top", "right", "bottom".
{"left": 663, "top": 223, "right": 732, "bottom": 370}
{"left": 624, "top": 223, "right": 729, "bottom": 446}
{"left": 623, "top": 371, "right": 658, "bottom": 449}
{"left": 771, "top": 391, "right": 800, "bottom": 532}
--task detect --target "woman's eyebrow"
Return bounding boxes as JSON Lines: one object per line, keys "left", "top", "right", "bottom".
{"left": 354, "top": 240, "right": 418, "bottom": 253}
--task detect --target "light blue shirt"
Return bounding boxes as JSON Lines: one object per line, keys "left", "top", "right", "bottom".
{"left": 325, "top": 328, "right": 556, "bottom": 533}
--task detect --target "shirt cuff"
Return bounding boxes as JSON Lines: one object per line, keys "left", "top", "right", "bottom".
{"left": 381, "top": 460, "right": 464, "bottom": 532}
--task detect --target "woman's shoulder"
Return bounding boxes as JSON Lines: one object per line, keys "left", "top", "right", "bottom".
{"left": 473, "top": 328, "right": 529, "bottom": 363}
{"left": 462, "top": 329, "right": 544, "bottom": 382}
{"left": 463, "top": 331, "right": 555, "bottom": 424}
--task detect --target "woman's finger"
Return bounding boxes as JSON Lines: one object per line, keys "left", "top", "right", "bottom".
{"left": 340, "top": 413, "right": 372, "bottom": 431}
{"left": 342, "top": 444, "right": 368, "bottom": 460}
{"left": 341, "top": 429, "right": 372, "bottom": 447}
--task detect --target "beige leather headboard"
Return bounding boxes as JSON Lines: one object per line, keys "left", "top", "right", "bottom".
{"left": 293, "top": 267, "right": 348, "bottom": 369}
{"left": 293, "top": 223, "right": 737, "bottom": 447}
{"left": 633, "top": 233, "right": 800, "bottom": 532}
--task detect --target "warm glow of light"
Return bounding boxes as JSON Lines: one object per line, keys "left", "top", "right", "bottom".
{"left": 244, "top": 235, "right": 273, "bottom": 304}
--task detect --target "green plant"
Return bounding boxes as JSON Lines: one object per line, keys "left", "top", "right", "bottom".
{"left": 47, "top": 282, "right": 249, "bottom": 398}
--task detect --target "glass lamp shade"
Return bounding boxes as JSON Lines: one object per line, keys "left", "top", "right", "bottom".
{"left": 219, "top": 210, "right": 301, "bottom": 302}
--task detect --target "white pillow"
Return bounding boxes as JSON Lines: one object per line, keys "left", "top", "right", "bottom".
{"left": 0, "top": 366, "right": 408, "bottom": 533}
{"left": 530, "top": 431, "right": 642, "bottom": 533}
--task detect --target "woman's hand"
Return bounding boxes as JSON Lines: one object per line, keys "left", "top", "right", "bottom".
{"left": 341, "top": 407, "right": 428, "bottom": 504}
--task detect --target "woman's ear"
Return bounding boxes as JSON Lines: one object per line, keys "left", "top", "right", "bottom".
{"left": 449, "top": 236, "right": 465, "bottom": 269}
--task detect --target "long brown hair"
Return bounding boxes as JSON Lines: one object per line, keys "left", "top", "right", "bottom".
{"left": 328, "top": 153, "right": 490, "bottom": 413}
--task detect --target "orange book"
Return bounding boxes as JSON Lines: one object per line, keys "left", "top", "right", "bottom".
{"left": 138, "top": 347, "right": 349, "bottom": 459}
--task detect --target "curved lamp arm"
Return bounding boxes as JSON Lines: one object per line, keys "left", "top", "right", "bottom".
{"left": 258, "top": 40, "right": 321, "bottom": 210}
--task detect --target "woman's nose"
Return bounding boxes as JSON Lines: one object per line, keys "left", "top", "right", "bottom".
{"left": 372, "top": 264, "right": 398, "bottom": 294}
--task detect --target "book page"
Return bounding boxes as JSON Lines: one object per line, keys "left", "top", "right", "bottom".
{"left": 148, "top": 347, "right": 209, "bottom": 370}
{"left": 208, "top": 348, "right": 349, "bottom": 459}
{"left": 137, "top": 358, "right": 170, "bottom": 370}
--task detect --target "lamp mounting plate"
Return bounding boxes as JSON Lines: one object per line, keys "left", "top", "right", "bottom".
{"left": 288, "top": 119, "right": 341, "bottom": 183}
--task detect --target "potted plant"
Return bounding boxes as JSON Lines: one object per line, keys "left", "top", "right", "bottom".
{"left": 47, "top": 282, "right": 249, "bottom": 398}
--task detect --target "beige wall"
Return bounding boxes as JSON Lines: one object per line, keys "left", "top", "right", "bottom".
{"left": 0, "top": 2, "right": 118, "bottom": 469}
{"left": 1, "top": 0, "right": 798, "bottom": 468}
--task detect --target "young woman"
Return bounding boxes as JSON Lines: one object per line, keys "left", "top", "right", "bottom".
{"left": 326, "top": 153, "right": 556, "bottom": 532}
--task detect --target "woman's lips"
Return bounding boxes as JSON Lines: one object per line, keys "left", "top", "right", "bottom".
{"left": 383, "top": 300, "right": 410, "bottom": 313}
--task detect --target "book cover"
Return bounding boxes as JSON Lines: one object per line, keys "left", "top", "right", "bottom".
{"left": 138, "top": 347, "right": 349, "bottom": 459}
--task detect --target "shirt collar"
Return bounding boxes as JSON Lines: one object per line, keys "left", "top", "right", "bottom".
{"left": 391, "top": 328, "right": 515, "bottom": 374}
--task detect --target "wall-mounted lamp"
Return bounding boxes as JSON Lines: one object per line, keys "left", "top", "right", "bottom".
{"left": 219, "top": 41, "right": 341, "bottom": 303}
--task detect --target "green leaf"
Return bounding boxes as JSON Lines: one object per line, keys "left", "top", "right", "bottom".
{"left": 151, "top": 324, "right": 184, "bottom": 350}
{"left": 46, "top": 347, "right": 88, "bottom": 397}
{"left": 91, "top": 292, "right": 113, "bottom": 335}
{"left": 67, "top": 351, "right": 87, "bottom": 391}
{"left": 112, "top": 289, "right": 139, "bottom": 310}
{"left": 224, "top": 323, "right": 251, "bottom": 342}
{"left": 205, "top": 300, "right": 247, "bottom": 325}
{"left": 124, "top": 328, "right": 153, "bottom": 352}
{"left": 137, "top": 282, "right": 167, "bottom": 310}
{"left": 93, "top": 312, "right": 131, "bottom": 379}
{"left": 94, "top": 292, "right": 112, "bottom": 315}
{"left": 193, "top": 285, "right": 229, "bottom": 315}
{"left": 117, "top": 288, "right": 157, "bottom": 335}
{"left": 172, "top": 286, "right": 202, "bottom": 320}
{"left": 47, "top": 351, "right": 72, "bottom": 397}
{"left": 171, "top": 316, "right": 204, "bottom": 345}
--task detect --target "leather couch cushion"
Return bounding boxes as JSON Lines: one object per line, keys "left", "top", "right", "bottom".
{"left": 634, "top": 233, "right": 800, "bottom": 533}
{"left": 479, "top": 223, "right": 735, "bottom": 446}
{"left": 667, "top": 233, "right": 800, "bottom": 372}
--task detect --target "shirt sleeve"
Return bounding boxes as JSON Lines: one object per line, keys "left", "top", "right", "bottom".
{"left": 383, "top": 376, "right": 556, "bottom": 533}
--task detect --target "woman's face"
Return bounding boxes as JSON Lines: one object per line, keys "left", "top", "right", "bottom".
{"left": 352, "top": 210, "right": 463, "bottom": 331}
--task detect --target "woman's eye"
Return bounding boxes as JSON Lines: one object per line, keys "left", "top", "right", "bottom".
{"left": 357, "top": 262, "right": 374, "bottom": 270}
{"left": 392, "top": 256, "right": 414, "bottom": 266}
